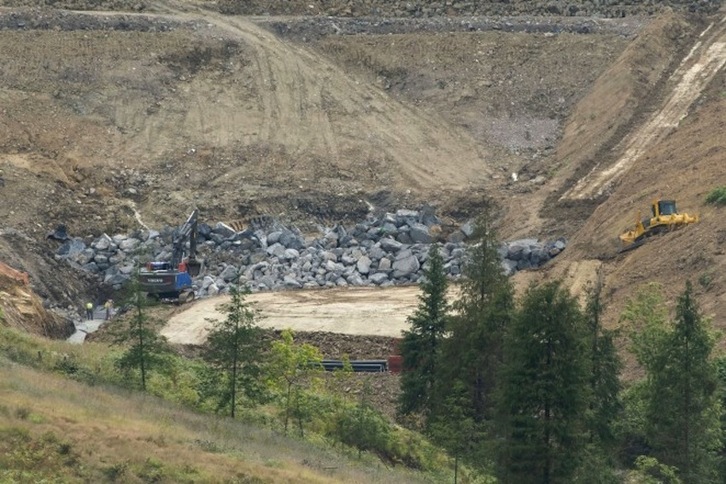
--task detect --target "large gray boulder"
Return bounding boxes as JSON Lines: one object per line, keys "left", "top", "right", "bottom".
{"left": 74, "top": 248, "right": 95, "bottom": 266}
{"left": 266, "top": 243, "right": 286, "bottom": 258}
{"left": 395, "top": 209, "right": 419, "bottom": 226}
{"left": 279, "top": 231, "right": 304, "bottom": 250}
{"left": 267, "top": 231, "right": 282, "bottom": 245}
{"left": 93, "top": 234, "right": 113, "bottom": 251}
{"left": 368, "top": 245, "right": 386, "bottom": 261}
{"left": 409, "top": 222, "right": 433, "bottom": 244}
{"left": 283, "top": 275, "right": 302, "bottom": 289}
{"left": 119, "top": 238, "right": 140, "bottom": 252}
{"left": 380, "top": 238, "right": 403, "bottom": 253}
{"left": 202, "top": 275, "right": 215, "bottom": 290}
{"left": 213, "top": 222, "right": 236, "bottom": 239}
{"left": 356, "top": 255, "right": 372, "bottom": 274}
{"left": 392, "top": 253, "right": 420, "bottom": 278}
{"left": 460, "top": 220, "right": 476, "bottom": 238}
{"left": 369, "top": 272, "right": 389, "bottom": 285}
{"left": 219, "top": 265, "right": 239, "bottom": 283}
{"left": 57, "top": 238, "right": 86, "bottom": 257}
{"left": 501, "top": 259, "right": 518, "bottom": 276}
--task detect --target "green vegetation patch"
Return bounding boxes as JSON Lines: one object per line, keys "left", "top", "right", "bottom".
{"left": 705, "top": 186, "right": 726, "bottom": 205}
{"left": 0, "top": 428, "right": 81, "bottom": 481}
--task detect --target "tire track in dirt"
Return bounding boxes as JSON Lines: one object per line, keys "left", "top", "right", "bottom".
{"left": 563, "top": 14, "right": 726, "bottom": 201}
{"left": 149, "top": 0, "right": 494, "bottom": 192}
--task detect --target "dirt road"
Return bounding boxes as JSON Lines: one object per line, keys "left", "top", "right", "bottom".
{"left": 162, "top": 286, "right": 426, "bottom": 345}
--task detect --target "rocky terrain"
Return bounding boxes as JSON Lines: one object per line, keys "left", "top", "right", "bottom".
{"left": 0, "top": 0, "right": 724, "bottom": 371}
{"left": 55, "top": 208, "right": 566, "bottom": 302}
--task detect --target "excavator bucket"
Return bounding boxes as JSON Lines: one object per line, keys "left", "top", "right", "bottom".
{"left": 186, "top": 259, "right": 202, "bottom": 277}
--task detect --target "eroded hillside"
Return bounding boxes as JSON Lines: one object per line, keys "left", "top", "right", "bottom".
{"left": 0, "top": 1, "right": 724, "bottom": 340}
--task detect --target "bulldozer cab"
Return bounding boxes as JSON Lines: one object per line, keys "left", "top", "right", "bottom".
{"left": 655, "top": 200, "right": 677, "bottom": 217}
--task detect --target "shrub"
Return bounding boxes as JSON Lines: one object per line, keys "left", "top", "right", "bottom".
{"left": 705, "top": 186, "right": 726, "bottom": 205}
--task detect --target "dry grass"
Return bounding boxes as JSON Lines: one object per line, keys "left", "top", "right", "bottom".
{"left": 0, "top": 356, "right": 434, "bottom": 483}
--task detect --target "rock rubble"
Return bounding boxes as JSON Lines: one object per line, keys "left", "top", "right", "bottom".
{"left": 55, "top": 209, "right": 567, "bottom": 296}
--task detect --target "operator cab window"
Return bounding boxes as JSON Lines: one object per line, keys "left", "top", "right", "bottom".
{"left": 659, "top": 201, "right": 677, "bottom": 216}
{"left": 148, "top": 262, "right": 172, "bottom": 272}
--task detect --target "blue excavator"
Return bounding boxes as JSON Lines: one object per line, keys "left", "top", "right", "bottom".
{"left": 139, "top": 210, "right": 202, "bottom": 303}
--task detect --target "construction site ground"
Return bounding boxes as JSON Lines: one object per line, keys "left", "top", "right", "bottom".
{"left": 1, "top": 1, "right": 726, "bottom": 399}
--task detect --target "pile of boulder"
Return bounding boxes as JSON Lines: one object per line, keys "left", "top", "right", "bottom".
{"left": 54, "top": 209, "right": 567, "bottom": 296}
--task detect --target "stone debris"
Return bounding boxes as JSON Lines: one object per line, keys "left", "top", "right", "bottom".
{"left": 55, "top": 209, "right": 567, "bottom": 294}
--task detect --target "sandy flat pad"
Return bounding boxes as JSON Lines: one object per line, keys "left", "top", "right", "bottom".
{"left": 162, "top": 286, "right": 425, "bottom": 345}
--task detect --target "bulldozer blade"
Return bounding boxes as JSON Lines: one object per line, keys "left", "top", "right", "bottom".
{"left": 618, "top": 238, "right": 646, "bottom": 254}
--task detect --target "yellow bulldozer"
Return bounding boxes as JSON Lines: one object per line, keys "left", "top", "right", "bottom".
{"left": 619, "top": 199, "right": 699, "bottom": 251}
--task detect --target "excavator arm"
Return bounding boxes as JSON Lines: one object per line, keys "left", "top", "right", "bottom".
{"left": 170, "top": 210, "right": 201, "bottom": 276}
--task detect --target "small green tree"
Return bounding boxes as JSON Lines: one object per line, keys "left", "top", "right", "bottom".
{"left": 203, "top": 283, "right": 265, "bottom": 418}
{"left": 112, "top": 269, "right": 172, "bottom": 391}
{"left": 399, "top": 243, "right": 449, "bottom": 417}
{"left": 267, "top": 329, "right": 323, "bottom": 436}
{"left": 334, "top": 378, "right": 390, "bottom": 458}
{"left": 497, "top": 280, "right": 589, "bottom": 483}
{"left": 431, "top": 209, "right": 514, "bottom": 467}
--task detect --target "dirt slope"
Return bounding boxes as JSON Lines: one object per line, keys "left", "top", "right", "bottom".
{"left": 542, "top": 11, "right": 726, "bottom": 339}
{"left": 1, "top": 2, "right": 724, "bottom": 349}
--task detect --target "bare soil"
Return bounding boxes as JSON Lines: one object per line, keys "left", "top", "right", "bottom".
{"left": 162, "top": 286, "right": 424, "bottom": 345}
{"left": 2, "top": 1, "right": 725, "bottom": 381}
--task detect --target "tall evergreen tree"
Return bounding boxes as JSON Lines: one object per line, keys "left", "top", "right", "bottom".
{"left": 498, "top": 280, "right": 589, "bottom": 483}
{"left": 399, "top": 243, "right": 449, "bottom": 417}
{"left": 112, "top": 269, "right": 172, "bottom": 391}
{"left": 429, "top": 208, "right": 514, "bottom": 471}
{"left": 433, "top": 210, "right": 514, "bottom": 426}
{"left": 203, "top": 282, "right": 265, "bottom": 418}
{"left": 584, "top": 274, "right": 622, "bottom": 448}
{"left": 428, "top": 380, "right": 479, "bottom": 484}
{"left": 639, "top": 281, "right": 721, "bottom": 482}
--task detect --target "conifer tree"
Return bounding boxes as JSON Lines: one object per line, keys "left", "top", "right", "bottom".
{"left": 204, "top": 282, "right": 265, "bottom": 418}
{"left": 584, "top": 274, "right": 622, "bottom": 448}
{"left": 639, "top": 281, "right": 721, "bottom": 482}
{"left": 399, "top": 243, "right": 449, "bottom": 417}
{"left": 433, "top": 210, "right": 514, "bottom": 426}
{"left": 113, "top": 269, "right": 172, "bottom": 391}
{"left": 428, "top": 381, "right": 479, "bottom": 483}
{"left": 498, "top": 280, "right": 588, "bottom": 483}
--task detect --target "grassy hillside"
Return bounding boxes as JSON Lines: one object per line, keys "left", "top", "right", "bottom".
{"left": 0, "top": 327, "right": 469, "bottom": 483}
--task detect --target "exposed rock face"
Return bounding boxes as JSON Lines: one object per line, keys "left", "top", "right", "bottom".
{"left": 219, "top": 0, "right": 719, "bottom": 17}
{"left": 56, "top": 208, "right": 568, "bottom": 297}
{"left": 0, "top": 267, "right": 74, "bottom": 339}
